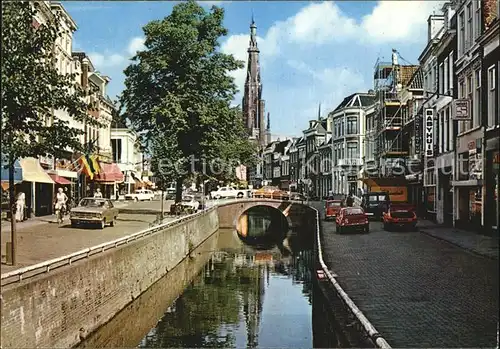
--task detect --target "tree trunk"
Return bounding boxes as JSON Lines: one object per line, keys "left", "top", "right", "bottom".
{"left": 175, "top": 178, "right": 183, "bottom": 203}
{"left": 8, "top": 156, "right": 17, "bottom": 265}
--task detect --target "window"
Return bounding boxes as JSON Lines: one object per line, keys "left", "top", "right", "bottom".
{"left": 439, "top": 111, "right": 444, "bottom": 153}
{"left": 439, "top": 63, "right": 444, "bottom": 95}
{"left": 449, "top": 51, "right": 454, "bottom": 94}
{"left": 466, "top": 3, "right": 473, "bottom": 50}
{"left": 466, "top": 75, "right": 473, "bottom": 131}
{"left": 340, "top": 120, "right": 344, "bottom": 136}
{"left": 444, "top": 58, "right": 449, "bottom": 93}
{"left": 347, "top": 142, "right": 359, "bottom": 159}
{"left": 459, "top": 12, "right": 465, "bottom": 56}
{"left": 474, "top": 0, "right": 481, "bottom": 39}
{"left": 346, "top": 117, "right": 358, "bottom": 134}
{"left": 448, "top": 107, "right": 454, "bottom": 151}
{"left": 474, "top": 69, "right": 481, "bottom": 128}
{"left": 488, "top": 66, "right": 497, "bottom": 127}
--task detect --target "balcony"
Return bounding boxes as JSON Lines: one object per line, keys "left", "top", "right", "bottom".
{"left": 338, "top": 158, "right": 362, "bottom": 167}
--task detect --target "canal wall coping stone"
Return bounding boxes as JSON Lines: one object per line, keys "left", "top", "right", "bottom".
{"left": 0, "top": 208, "right": 218, "bottom": 348}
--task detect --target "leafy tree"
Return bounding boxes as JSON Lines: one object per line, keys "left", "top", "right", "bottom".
{"left": 1, "top": 1, "right": 98, "bottom": 264}
{"left": 120, "top": 0, "right": 255, "bottom": 202}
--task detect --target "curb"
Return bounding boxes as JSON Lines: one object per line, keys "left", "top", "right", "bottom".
{"left": 419, "top": 228, "right": 499, "bottom": 260}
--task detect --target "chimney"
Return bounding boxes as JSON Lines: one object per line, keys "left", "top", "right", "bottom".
{"left": 81, "top": 57, "right": 89, "bottom": 90}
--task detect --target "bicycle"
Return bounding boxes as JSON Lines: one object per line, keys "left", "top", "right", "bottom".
{"left": 55, "top": 204, "right": 67, "bottom": 225}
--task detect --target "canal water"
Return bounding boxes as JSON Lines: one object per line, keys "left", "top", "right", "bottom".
{"left": 78, "top": 207, "right": 339, "bottom": 348}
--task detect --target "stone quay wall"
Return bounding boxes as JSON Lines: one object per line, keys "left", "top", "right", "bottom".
{"left": 0, "top": 208, "right": 219, "bottom": 348}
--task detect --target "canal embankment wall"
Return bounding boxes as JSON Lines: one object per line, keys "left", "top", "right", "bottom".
{"left": 0, "top": 208, "right": 219, "bottom": 349}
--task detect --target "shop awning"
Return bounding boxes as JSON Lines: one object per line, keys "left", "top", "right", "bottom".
{"left": 19, "top": 157, "right": 54, "bottom": 184}
{"left": 362, "top": 176, "right": 407, "bottom": 188}
{"left": 94, "top": 163, "right": 124, "bottom": 183}
{"left": 48, "top": 174, "right": 72, "bottom": 185}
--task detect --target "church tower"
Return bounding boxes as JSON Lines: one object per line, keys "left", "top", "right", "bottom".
{"left": 242, "top": 18, "right": 267, "bottom": 148}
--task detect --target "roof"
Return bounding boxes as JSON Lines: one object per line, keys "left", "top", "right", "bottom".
{"left": 399, "top": 65, "right": 420, "bottom": 87}
{"left": 407, "top": 67, "right": 423, "bottom": 90}
{"left": 274, "top": 140, "right": 291, "bottom": 155}
{"left": 296, "top": 136, "right": 306, "bottom": 146}
{"left": 332, "top": 93, "right": 376, "bottom": 112}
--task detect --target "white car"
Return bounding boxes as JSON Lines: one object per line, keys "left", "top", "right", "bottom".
{"left": 180, "top": 195, "right": 200, "bottom": 212}
{"left": 124, "top": 189, "right": 155, "bottom": 202}
{"left": 210, "top": 186, "right": 251, "bottom": 199}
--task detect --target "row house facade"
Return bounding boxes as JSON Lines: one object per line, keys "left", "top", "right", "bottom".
{"left": 417, "top": 0, "right": 499, "bottom": 233}
{"left": 480, "top": 0, "right": 499, "bottom": 233}
{"left": 327, "top": 93, "right": 376, "bottom": 198}
{"left": 303, "top": 118, "right": 328, "bottom": 199}
{"left": 2, "top": 2, "right": 127, "bottom": 219}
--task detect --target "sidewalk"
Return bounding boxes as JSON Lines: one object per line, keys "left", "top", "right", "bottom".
{"left": 1, "top": 200, "right": 132, "bottom": 234}
{"left": 418, "top": 220, "right": 499, "bottom": 260}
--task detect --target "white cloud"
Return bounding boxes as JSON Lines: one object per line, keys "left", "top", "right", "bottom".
{"left": 88, "top": 52, "right": 126, "bottom": 68}
{"left": 127, "top": 37, "right": 146, "bottom": 56}
{"left": 360, "top": 1, "right": 445, "bottom": 44}
{"left": 286, "top": 2, "right": 358, "bottom": 45}
{"left": 198, "top": 1, "right": 230, "bottom": 7}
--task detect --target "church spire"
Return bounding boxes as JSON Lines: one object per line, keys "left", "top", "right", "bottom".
{"left": 317, "top": 102, "right": 322, "bottom": 120}
{"left": 266, "top": 112, "right": 270, "bottom": 130}
{"left": 249, "top": 16, "right": 258, "bottom": 52}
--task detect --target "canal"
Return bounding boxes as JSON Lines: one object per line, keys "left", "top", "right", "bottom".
{"left": 78, "top": 207, "right": 340, "bottom": 348}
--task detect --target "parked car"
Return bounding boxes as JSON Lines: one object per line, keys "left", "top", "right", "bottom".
{"left": 290, "top": 192, "right": 307, "bottom": 201}
{"left": 324, "top": 199, "right": 343, "bottom": 220}
{"left": 124, "top": 189, "right": 155, "bottom": 202}
{"left": 179, "top": 195, "right": 200, "bottom": 213}
{"left": 361, "top": 192, "right": 390, "bottom": 219}
{"left": 210, "top": 186, "right": 251, "bottom": 199}
{"left": 70, "top": 198, "right": 119, "bottom": 229}
{"left": 253, "top": 186, "right": 289, "bottom": 200}
{"left": 382, "top": 204, "right": 418, "bottom": 231}
{"left": 335, "top": 207, "right": 370, "bottom": 234}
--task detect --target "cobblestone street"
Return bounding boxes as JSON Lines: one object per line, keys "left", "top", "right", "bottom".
{"left": 319, "top": 213, "right": 499, "bottom": 348}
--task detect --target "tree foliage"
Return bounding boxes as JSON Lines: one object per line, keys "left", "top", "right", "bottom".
{"left": 1, "top": 1, "right": 98, "bottom": 161}
{"left": 120, "top": 0, "right": 256, "bottom": 200}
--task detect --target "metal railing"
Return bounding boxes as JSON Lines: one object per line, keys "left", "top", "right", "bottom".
{"left": 1, "top": 197, "right": 303, "bottom": 287}
{"left": 1, "top": 206, "right": 217, "bottom": 287}
{"left": 312, "top": 205, "right": 391, "bottom": 349}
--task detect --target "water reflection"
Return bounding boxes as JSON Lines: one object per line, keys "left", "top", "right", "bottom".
{"left": 78, "top": 207, "right": 340, "bottom": 348}
{"left": 237, "top": 206, "right": 289, "bottom": 241}
{"left": 138, "top": 232, "right": 314, "bottom": 349}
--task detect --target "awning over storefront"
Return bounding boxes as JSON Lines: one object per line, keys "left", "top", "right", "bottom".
{"left": 94, "top": 163, "right": 124, "bottom": 183}
{"left": 19, "top": 157, "right": 54, "bottom": 184}
{"left": 48, "top": 174, "right": 72, "bottom": 185}
{"left": 48, "top": 169, "right": 78, "bottom": 179}
{"left": 451, "top": 179, "right": 483, "bottom": 187}
{"left": 362, "top": 176, "right": 407, "bottom": 188}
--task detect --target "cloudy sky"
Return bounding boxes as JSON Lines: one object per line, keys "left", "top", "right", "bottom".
{"left": 65, "top": 0, "right": 443, "bottom": 138}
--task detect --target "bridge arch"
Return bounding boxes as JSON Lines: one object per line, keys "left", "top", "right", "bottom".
{"left": 217, "top": 199, "right": 294, "bottom": 232}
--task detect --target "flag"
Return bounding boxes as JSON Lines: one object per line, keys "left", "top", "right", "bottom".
{"left": 90, "top": 155, "right": 100, "bottom": 175}
{"left": 78, "top": 156, "right": 94, "bottom": 180}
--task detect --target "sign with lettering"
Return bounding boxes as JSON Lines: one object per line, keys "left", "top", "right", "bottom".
{"left": 452, "top": 99, "right": 471, "bottom": 120}
{"left": 425, "top": 109, "right": 434, "bottom": 158}
{"left": 414, "top": 113, "right": 422, "bottom": 157}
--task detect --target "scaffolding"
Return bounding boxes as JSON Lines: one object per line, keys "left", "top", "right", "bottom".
{"left": 370, "top": 51, "right": 419, "bottom": 176}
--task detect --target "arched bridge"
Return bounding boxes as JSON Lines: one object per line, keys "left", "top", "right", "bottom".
{"left": 216, "top": 198, "right": 309, "bottom": 231}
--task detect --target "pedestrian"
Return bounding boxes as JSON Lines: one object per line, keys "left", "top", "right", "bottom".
{"left": 346, "top": 195, "right": 354, "bottom": 207}
{"left": 54, "top": 187, "right": 68, "bottom": 213}
{"left": 15, "top": 191, "right": 25, "bottom": 222}
{"left": 94, "top": 188, "right": 103, "bottom": 198}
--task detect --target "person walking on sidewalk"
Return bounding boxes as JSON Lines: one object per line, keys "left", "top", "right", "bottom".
{"left": 94, "top": 188, "right": 103, "bottom": 198}
{"left": 15, "top": 191, "right": 25, "bottom": 222}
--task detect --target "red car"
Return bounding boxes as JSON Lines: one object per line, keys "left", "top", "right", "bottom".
{"left": 382, "top": 204, "right": 417, "bottom": 231}
{"left": 335, "top": 207, "right": 370, "bottom": 234}
{"left": 324, "top": 199, "right": 343, "bottom": 220}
